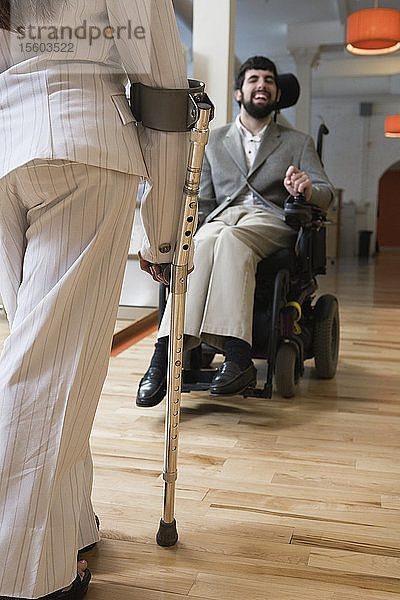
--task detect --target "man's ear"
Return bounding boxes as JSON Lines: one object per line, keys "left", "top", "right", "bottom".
{"left": 234, "top": 89, "right": 242, "bottom": 103}
{"left": 276, "top": 88, "right": 281, "bottom": 103}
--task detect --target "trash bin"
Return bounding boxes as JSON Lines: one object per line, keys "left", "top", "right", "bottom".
{"left": 358, "top": 230, "right": 373, "bottom": 258}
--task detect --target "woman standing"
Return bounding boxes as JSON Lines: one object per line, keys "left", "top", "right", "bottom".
{"left": 0, "top": 1, "right": 188, "bottom": 598}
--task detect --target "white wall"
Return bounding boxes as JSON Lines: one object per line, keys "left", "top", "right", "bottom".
{"left": 311, "top": 97, "right": 400, "bottom": 256}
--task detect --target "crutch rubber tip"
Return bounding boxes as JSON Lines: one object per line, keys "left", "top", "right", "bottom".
{"left": 156, "top": 518, "right": 178, "bottom": 547}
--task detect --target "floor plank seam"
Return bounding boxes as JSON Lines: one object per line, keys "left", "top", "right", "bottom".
{"left": 209, "top": 504, "right": 382, "bottom": 526}
{"left": 291, "top": 535, "right": 400, "bottom": 557}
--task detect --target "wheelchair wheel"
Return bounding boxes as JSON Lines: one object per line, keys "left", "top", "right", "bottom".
{"left": 313, "top": 294, "right": 339, "bottom": 379}
{"left": 275, "top": 342, "right": 299, "bottom": 398}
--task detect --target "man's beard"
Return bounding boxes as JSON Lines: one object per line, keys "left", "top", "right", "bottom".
{"left": 242, "top": 96, "right": 279, "bottom": 119}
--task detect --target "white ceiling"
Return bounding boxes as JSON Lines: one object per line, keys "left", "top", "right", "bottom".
{"left": 174, "top": 0, "right": 400, "bottom": 101}
{"left": 235, "top": 0, "right": 400, "bottom": 61}
{"left": 235, "top": 0, "right": 339, "bottom": 60}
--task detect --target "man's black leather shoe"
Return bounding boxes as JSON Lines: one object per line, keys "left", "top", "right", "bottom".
{"left": 209, "top": 361, "right": 257, "bottom": 396}
{"left": 136, "top": 367, "right": 167, "bottom": 407}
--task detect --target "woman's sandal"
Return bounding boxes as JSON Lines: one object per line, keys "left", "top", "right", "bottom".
{"left": 0, "top": 568, "right": 91, "bottom": 600}
{"left": 78, "top": 514, "right": 100, "bottom": 555}
{"left": 44, "top": 569, "right": 91, "bottom": 600}
{"left": 0, "top": 514, "right": 98, "bottom": 600}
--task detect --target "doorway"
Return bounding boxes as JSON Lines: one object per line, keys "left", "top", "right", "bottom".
{"left": 377, "top": 162, "right": 400, "bottom": 249}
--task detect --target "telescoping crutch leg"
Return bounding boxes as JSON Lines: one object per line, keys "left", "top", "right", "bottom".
{"left": 157, "top": 103, "right": 212, "bottom": 546}
{"left": 130, "top": 80, "right": 214, "bottom": 546}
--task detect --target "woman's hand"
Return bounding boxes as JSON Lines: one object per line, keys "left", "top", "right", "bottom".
{"left": 138, "top": 251, "right": 194, "bottom": 285}
{"left": 138, "top": 251, "right": 170, "bottom": 285}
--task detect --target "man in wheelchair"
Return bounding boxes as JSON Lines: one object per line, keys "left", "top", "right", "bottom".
{"left": 136, "top": 55, "right": 334, "bottom": 407}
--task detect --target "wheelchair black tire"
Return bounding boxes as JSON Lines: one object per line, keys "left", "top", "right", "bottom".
{"left": 275, "top": 342, "right": 299, "bottom": 398}
{"left": 313, "top": 294, "right": 339, "bottom": 379}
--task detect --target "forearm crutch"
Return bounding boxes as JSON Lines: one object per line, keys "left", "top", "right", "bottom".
{"left": 130, "top": 80, "right": 213, "bottom": 546}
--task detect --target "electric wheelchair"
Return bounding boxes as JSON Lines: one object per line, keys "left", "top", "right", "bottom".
{"left": 159, "top": 75, "right": 339, "bottom": 400}
{"left": 179, "top": 193, "right": 339, "bottom": 399}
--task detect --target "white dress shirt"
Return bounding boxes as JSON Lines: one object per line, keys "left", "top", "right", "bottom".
{"left": 232, "top": 114, "right": 270, "bottom": 207}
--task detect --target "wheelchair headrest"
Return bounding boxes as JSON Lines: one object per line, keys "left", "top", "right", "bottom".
{"left": 276, "top": 73, "right": 300, "bottom": 110}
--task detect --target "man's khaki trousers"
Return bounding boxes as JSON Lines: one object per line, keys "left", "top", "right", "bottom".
{"left": 158, "top": 205, "right": 296, "bottom": 350}
{"left": 0, "top": 160, "right": 139, "bottom": 598}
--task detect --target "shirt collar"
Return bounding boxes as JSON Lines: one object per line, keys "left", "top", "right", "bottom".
{"left": 235, "top": 114, "right": 270, "bottom": 140}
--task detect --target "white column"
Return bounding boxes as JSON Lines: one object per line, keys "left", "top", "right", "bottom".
{"left": 289, "top": 47, "right": 319, "bottom": 134}
{"left": 192, "top": 0, "right": 236, "bottom": 128}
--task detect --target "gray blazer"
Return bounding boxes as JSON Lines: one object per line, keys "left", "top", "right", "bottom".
{"left": 198, "top": 120, "right": 334, "bottom": 224}
{"left": 0, "top": 0, "right": 189, "bottom": 263}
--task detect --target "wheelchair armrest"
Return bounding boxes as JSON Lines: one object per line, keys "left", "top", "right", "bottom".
{"left": 310, "top": 205, "right": 327, "bottom": 219}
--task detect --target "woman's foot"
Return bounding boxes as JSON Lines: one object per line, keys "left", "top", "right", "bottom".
{"left": 0, "top": 560, "right": 91, "bottom": 600}
{"left": 62, "top": 560, "right": 88, "bottom": 592}
{"left": 78, "top": 514, "right": 100, "bottom": 555}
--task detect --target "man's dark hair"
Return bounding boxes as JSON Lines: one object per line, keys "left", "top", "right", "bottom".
{"left": 235, "top": 56, "right": 279, "bottom": 92}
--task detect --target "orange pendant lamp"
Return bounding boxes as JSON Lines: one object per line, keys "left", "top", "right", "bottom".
{"left": 346, "top": 4, "right": 400, "bottom": 55}
{"left": 384, "top": 115, "right": 400, "bottom": 138}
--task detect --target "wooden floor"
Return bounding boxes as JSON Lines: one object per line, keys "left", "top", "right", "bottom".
{"left": 2, "top": 251, "right": 400, "bottom": 598}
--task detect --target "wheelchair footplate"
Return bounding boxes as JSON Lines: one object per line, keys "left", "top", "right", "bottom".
{"left": 182, "top": 368, "right": 217, "bottom": 392}
{"left": 243, "top": 381, "right": 273, "bottom": 399}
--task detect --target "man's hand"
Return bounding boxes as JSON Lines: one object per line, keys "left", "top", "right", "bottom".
{"left": 138, "top": 251, "right": 170, "bottom": 285}
{"left": 284, "top": 165, "right": 312, "bottom": 202}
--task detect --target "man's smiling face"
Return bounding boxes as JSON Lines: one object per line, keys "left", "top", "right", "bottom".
{"left": 235, "top": 68, "right": 281, "bottom": 120}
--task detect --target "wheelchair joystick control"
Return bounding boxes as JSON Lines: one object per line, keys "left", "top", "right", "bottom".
{"left": 285, "top": 192, "right": 312, "bottom": 229}
{"left": 294, "top": 192, "right": 306, "bottom": 203}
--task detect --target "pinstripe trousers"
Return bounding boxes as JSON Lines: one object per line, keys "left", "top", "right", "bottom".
{"left": 0, "top": 160, "right": 139, "bottom": 598}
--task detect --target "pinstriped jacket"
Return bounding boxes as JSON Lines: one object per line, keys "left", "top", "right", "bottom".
{"left": 0, "top": 0, "right": 189, "bottom": 263}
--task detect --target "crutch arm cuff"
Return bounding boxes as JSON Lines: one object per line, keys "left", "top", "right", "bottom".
{"left": 130, "top": 79, "right": 214, "bottom": 132}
